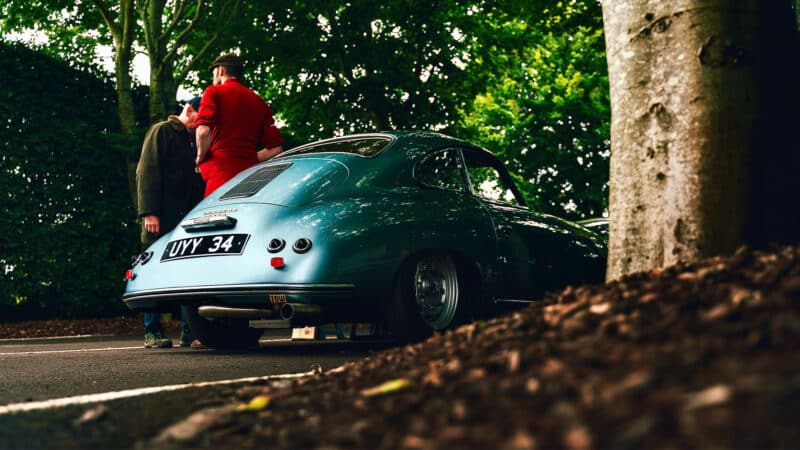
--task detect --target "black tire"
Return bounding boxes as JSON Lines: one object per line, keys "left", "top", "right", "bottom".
{"left": 386, "top": 252, "right": 475, "bottom": 343}
{"left": 182, "top": 305, "right": 263, "bottom": 349}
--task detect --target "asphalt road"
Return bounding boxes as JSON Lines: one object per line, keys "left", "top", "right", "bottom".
{"left": 0, "top": 329, "right": 392, "bottom": 405}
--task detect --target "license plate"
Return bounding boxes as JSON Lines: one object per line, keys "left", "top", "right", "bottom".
{"left": 161, "top": 233, "right": 250, "bottom": 262}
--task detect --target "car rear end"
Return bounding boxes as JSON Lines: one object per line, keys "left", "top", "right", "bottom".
{"left": 123, "top": 135, "right": 402, "bottom": 333}
{"left": 123, "top": 156, "right": 359, "bottom": 322}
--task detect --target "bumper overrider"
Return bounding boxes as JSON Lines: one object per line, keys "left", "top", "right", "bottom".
{"left": 122, "top": 283, "right": 356, "bottom": 325}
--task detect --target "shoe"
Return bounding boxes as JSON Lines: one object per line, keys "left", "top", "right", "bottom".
{"left": 179, "top": 333, "right": 194, "bottom": 347}
{"left": 189, "top": 339, "right": 208, "bottom": 349}
{"left": 144, "top": 332, "right": 173, "bottom": 348}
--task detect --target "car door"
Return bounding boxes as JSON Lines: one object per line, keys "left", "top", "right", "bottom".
{"left": 459, "top": 147, "right": 596, "bottom": 300}
{"left": 411, "top": 147, "right": 498, "bottom": 285}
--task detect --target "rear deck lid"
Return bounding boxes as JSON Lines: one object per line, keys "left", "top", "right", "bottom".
{"left": 206, "top": 158, "right": 349, "bottom": 207}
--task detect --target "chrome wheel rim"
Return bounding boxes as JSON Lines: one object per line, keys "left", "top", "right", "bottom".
{"left": 414, "top": 254, "right": 458, "bottom": 329}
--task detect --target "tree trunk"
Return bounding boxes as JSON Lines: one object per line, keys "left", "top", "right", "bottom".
{"left": 144, "top": 0, "right": 168, "bottom": 124}
{"left": 114, "top": 47, "right": 136, "bottom": 134}
{"left": 111, "top": 0, "right": 139, "bottom": 209}
{"left": 115, "top": 47, "right": 139, "bottom": 208}
{"left": 602, "top": 1, "right": 799, "bottom": 280}
{"left": 149, "top": 67, "right": 168, "bottom": 123}
{"left": 142, "top": 0, "right": 233, "bottom": 122}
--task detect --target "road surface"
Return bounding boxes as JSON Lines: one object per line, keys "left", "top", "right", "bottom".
{"left": 0, "top": 329, "right": 391, "bottom": 404}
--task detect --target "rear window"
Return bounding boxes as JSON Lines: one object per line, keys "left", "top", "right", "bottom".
{"left": 219, "top": 162, "right": 292, "bottom": 200}
{"left": 282, "top": 136, "right": 392, "bottom": 158}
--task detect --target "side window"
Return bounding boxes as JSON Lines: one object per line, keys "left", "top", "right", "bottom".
{"left": 464, "top": 151, "right": 521, "bottom": 206}
{"left": 415, "top": 149, "right": 467, "bottom": 192}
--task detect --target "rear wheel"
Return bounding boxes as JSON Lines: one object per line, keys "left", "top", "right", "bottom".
{"left": 182, "top": 305, "right": 263, "bottom": 349}
{"left": 387, "top": 252, "right": 474, "bottom": 342}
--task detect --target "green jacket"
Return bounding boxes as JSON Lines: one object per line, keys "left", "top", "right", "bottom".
{"left": 136, "top": 116, "right": 205, "bottom": 244}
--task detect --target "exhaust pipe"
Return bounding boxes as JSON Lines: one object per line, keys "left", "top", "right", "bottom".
{"left": 198, "top": 306, "right": 275, "bottom": 320}
{"left": 280, "top": 303, "right": 322, "bottom": 322}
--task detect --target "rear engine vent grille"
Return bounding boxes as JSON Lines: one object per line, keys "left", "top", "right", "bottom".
{"left": 219, "top": 162, "right": 292, "bottom": 200}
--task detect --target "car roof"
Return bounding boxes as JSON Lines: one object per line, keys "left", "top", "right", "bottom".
{"left": 279, "top": 130, "right": 490, "bottom": 161}
{"left": 269, "top": 131, "right": 505, "bottom": 193}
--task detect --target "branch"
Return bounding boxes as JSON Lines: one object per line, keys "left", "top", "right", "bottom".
{"left": 120, "top": 0, "right": 135, "bottom": 51}
{"left": 136, "top": 0, "right": 155, "bottom": 55}
{"left": 160, "top": 0, "right": 191, "bottom": 45}
{"left": 168, "top": 0, "right": 205, "bottom": 55}
{"left": 90, "top": 0, "right": 120, "bottom": 42}
{"left": 171, "top": 0, "right": 242, "bottom": 84}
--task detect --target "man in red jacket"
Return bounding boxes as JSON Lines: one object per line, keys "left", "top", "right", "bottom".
{"left": 195, "top": 53, "right": 283, "bottom": 197}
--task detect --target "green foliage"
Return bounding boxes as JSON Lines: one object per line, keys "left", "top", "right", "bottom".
{"left": 0, "top": 42, "right": 140, "bottom": 320}
{"left": 456, "top": 0, "right": 610, "bottom": 219}
{"left": 205, "top": 0, "right": 609, "bottom": 219}
{"left": 211, "top": 0, "right": 483, "bottom": 141}
{"left": 0, "top": 0, "right": 108, "bottom": 70}
{"left": 1, "top": 0, "right": 244, "bottom": 126}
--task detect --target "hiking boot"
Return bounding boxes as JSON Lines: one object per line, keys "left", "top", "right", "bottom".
{"left": 179, "top": 333, "right": 194, "bottom": 347}
{"left": 144, "top": 332, "right": 172, "bottom": 348}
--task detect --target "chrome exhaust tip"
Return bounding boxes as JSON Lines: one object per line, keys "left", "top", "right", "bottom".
{"left": 279, "top": 303, "right": 322, "bottom": 321}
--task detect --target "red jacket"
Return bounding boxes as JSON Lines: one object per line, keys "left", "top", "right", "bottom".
{"left": 196, "top": 79, "right": 283, "bottom": 196}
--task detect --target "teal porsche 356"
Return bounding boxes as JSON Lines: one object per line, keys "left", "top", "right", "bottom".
{"left": 123, "top": 131, "right": 606, "bottom": 347}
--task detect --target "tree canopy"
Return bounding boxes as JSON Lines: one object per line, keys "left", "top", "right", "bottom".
{"left": 457, "top": 1, "right": 609, "bottom": 217}
{"left": 0, "top": 0, "right": 242, "bottom": 128}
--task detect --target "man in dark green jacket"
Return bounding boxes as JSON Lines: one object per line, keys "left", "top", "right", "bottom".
{"left": 136, "top": 97, "right": 205, "bottom": 348}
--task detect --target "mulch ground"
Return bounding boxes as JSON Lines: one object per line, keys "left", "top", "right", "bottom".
{"left": 143, "top": 244, "right": 800, "bottom": 449}
{"left": 0, "top": 315, "right": 183, "bottom": 340}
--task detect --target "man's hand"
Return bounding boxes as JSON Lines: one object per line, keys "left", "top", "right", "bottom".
{"left": 196, "top": 124, "right": 211, "bottom": 164}
{"left": 143, "top": 215, "right": 160, "bottom": 235}
{"left": 257, "top": 145, "right": 284, "bottom": 162}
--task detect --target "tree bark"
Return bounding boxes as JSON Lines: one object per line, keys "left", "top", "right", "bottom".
{"left": 602, "top": 1, "right": 799, "bottom": 280}
{"left": 142, "top": 0, "right": 168, "bottom": 123}
{"left": 106, "top": 0, "right": 138, "bottom": 207}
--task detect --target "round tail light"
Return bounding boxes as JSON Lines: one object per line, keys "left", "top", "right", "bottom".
{"left": 292, "top": 238, "right": 312, "bottom": 253}
{"left": 268, "top": 239, "right": 286, "bottom": 253}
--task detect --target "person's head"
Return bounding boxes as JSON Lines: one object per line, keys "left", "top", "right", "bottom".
{"left": 187, "top": 96, "right": 201, "bottom": 112}
{"left": 208, "top": 53, "right": 244, "bottom": 85}
{"left": 178, "top": 96, "right": 202, "bottom": 129}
